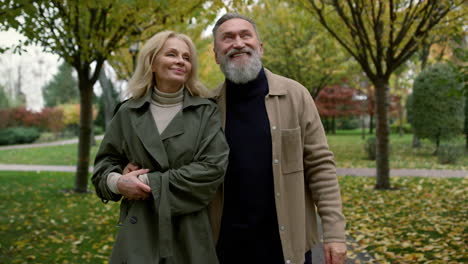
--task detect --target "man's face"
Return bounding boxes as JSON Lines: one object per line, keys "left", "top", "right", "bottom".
{"left": 214, "top": 18, "right": 264, "bottom": 83}
{"left": 214, "top": 18, "right": 263, "bottom": 66}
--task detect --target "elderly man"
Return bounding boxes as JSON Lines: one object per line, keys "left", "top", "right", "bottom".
{"left": 208, "top": 13, "right": 347, "bottom": 264}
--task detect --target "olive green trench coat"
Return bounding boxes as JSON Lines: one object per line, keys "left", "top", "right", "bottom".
{"left": 92, "top": 89, "right": 229, "bottom": 264}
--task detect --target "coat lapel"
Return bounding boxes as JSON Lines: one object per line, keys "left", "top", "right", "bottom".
{"left": 213, "top": 83, "right": 227, "bottom": 129}
{"left": 264, "top": 69, "right": 287, "bottom": 96}
{"left": 129, "top": 88, "right": 212, "bottom": 170}
{"left": 160, "top": 110, "right": 184, "bottom": 141}
{"left": 133, "top": 109, "right": 170, "bottom": 170}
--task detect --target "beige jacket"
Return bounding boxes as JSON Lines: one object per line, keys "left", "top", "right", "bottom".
{"left": 208, "top": 69, "right": 346, "bottom": 264}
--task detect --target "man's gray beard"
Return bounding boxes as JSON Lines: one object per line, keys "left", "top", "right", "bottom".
{"left": 219, "top": 48, "right": 263, "bottom": 84}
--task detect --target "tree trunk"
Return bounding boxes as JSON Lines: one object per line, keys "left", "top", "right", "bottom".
{"left": 332, "top": 116, "right": 336, "bottom": 134}
{"left": 412, "top": 135, "right": 421, "bottom": 148}
{"left": 75, "top": 75, "right": 94, "bottom": 193}
{"left": 374, "top": 80, "right": 391, "bottom": 189}
{"left": 420, "top": 42, "right": 431, "bottom": 70}
{"left": 398, "top": 99, "right": 403, "bottom": 137}
{"left": 99, "top": 66, "right": 117, "bottom": 129}
{"left": 465, "top": 96, "right": 468, "bottom": 150}
{"left": 361, "top": 113, "right": 366, "bottom": 140}
{"left": 465, "top": 133, "right": 467, "bottom": 150}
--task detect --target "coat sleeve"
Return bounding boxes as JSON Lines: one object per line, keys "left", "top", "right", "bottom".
{"left": 148, "top": 104, "right": 229, "bottom": 216}
{"left": 300, "top": 89, "right": 346, "bottom": 243}
{"left": 92, "top": 111, "right": 129, "bottom": 203}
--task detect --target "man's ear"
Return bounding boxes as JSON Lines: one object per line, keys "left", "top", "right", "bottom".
{"left": 214, "top": 48, "right": 220, "bottom": 64}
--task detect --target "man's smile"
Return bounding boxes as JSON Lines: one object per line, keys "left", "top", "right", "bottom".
{"left": 228, "top": 49, "right": 252, "bottom": 59}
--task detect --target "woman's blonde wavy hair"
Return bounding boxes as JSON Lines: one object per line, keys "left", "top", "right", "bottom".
{"left": 126, "top": 31, "right": 209, "bottom": 99}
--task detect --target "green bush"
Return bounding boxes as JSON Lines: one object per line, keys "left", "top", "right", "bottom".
{"left": 411, "top": 63, "right": 465, "bottom": 144}
{"left": 94, "top": 125, "right": 104, "bottom": 135}
{"left": 36, "top": 132, "right": 58, "bottom": 143}
{"left": 337, "top": 117, "right": 360, "bottom": 130}
{"left": 390, "top": 123, "right": 412, "bottom": 134}
{"left": 364, "top": 136, "right": 376, "bottom": 160}
{"left": 437, "top": 143, "right": 463, "bottom": 164}
{"left": 61, "top": 124, "right": 79, "bottom": 138}
{"left": 0, "top": 127, "right": 41, "bottom": 145}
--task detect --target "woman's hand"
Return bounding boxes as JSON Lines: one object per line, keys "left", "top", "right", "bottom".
{"left": 117, "top": 168, "right": 151, "bottom": 200}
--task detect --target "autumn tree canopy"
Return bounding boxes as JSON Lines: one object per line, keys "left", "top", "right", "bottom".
{"left": 301, "top": 0, "right": 464, "bottom": 189}
{"left": 1, "top": 0, "right": 224, "bottom": 192}
{"left": 315, "top": 84, "right": 362, "bottom": 118}
{"left": 244, "top": 0, "right": 358, "bottom": 99}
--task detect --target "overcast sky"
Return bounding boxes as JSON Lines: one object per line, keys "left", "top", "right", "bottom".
{"left": 0, "top": 29, "right": 60, "bottom": 111}
{"left": 0, "top": 8, "right": 225, "bottom": 112}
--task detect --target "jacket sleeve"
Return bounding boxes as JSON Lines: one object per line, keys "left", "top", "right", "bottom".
{"left": 300, "top": 89, "right": 346, "bottom": 243}
{"left": 148, "top": 105, "right": 229, "bottom": 217}
{"left": 92, "top": 112, "right": 128, "bottom": 203}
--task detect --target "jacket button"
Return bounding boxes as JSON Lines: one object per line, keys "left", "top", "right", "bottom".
{"left": 130, "top": 216, "right": 138, "bottom": 224}
{"left": 273, "top": 159, "right": 279, "bottom": 164}
{"left": 280, "top": 225, "right": 285, "bottom": 231}
{"left": 286, "top": 260, "right": 291, "bottom": 264}
{"left": 272, "top": 126, "right": 277, "bottom": 130}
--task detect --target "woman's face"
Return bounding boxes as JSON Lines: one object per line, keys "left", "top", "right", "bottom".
{"left": 152, "top": 37, "right": 192, "bottom": 92}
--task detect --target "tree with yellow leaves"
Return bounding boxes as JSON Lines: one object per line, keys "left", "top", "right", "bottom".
{"left": 1, "top": 0, "right": 225, "bottom": 193}
{"left": 301, "top": 0, "right": 464, "bottom": 189}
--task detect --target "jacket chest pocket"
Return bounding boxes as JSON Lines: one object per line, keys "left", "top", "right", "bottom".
{"left": 280, "top": 127, "right": 304, "bottom": 174}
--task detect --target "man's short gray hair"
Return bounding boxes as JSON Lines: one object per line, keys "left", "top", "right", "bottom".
{"left": 212, "top": 12, "right": 261, "bottom": 43}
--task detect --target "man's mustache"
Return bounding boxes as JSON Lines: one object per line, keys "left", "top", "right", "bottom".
{"left": 226, "top": 48, "right": 253, "bottom": 58}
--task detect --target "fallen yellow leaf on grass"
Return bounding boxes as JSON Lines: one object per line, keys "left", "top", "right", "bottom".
{"left": 420, "top": 245, "right": 434, "bottom": 251}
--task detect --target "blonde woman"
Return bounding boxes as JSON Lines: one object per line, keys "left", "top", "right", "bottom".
{"left": 92, "top": 31, "right": 229, "bottom": 264}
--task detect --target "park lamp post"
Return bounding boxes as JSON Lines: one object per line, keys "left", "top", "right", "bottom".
{"left": 129, "top": 41, "right": 139, "bottom": 73}
{"left": 128, "top": 26, "right": 142, "bottom": 73}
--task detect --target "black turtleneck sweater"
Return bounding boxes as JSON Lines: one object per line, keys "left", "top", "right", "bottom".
{"left": 216, "top": 68, "right": 284, "bottom": 264}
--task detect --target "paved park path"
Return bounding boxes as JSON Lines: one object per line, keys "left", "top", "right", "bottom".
{"left": 0, "top": 137, "right": 465, "bottom": 263}
{"left": 1, "top": 136, "right": 465, "bottom": 177}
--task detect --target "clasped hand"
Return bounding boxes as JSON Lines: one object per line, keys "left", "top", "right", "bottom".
{"left": 117, "top": 163, "right": 150, "bottom": 200}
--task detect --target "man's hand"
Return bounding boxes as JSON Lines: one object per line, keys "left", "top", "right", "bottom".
{"left": 117, "top": 168, "right": 151, "bottom": 200}
{"left": 324, "top": 242, "right": 346, "bottom": 264}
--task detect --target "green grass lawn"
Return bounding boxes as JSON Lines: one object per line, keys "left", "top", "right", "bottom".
{"left": 0, "top": 141, "right": 101, "bottom": 166}
{"left": 0, "top": 171, "right": 465, "bottom": 263}
{"left": 0, "top": 171, "right": 118, "bottom": 264}
{"left": 0, "top": 132, "right": 466, "bottom": 170}
{"left": 327, "top": 131, "right": 467, "bottom": 170}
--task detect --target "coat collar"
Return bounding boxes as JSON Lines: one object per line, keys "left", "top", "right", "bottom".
{"left": 127, "top": 87, "right": 210, "bottom": 170}
{"left": 265, "top": 68, "right": 287, "bottom": 96}
{"left": 212, "top": 68, "right": 286, "bottom": 128}
{"left": 212, "top": 68, "right": 287, "bottom": 99}
{"left": 127, "top": 86, "right": 210, "bottom": 110}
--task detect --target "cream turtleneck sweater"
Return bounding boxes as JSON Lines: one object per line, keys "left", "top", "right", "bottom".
{"left": 150, "top": 86, "right": 184, "bottom": 134}
{"left": 107, "top": 87, "right": 184, "bottom": 194}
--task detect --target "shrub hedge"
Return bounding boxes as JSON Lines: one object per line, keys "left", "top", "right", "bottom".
{"left": 0, "top": 107, "right": 65, "bottom": 132}
{"left": 0, "top": 127, "right": 41, "bottom": 145}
